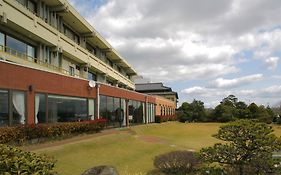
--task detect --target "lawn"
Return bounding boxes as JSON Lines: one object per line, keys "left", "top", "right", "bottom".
{"left": 23, "top": 122, "right": 281, "bottom": 175}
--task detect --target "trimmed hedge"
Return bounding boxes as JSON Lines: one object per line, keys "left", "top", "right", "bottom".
{"left": 0, "top": 119, "right": 107, "bottom": 144}
{"left": 155, "top": 115, "right": 177, "bottom": 123}
{"left": 0, "top": 144, "right": 56, "bottom": 174}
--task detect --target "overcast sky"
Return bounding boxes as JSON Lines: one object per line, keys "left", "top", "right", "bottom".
{"left": 70, "top": 0, "right": 281, "bottom": 107}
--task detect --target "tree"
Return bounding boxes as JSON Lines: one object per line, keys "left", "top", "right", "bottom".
{"left": 199, "top": 120, "right": 281, "bottom": 175}
{"left": 247, "top": 103, "right": 259, "bottom": 119}
{"left": 212, "top": 104, "right": 236, "bottom": 122}
{"left": 235, "top": 101, "right": 250, "bottom": 119}
{"left": 189, "top": 100, "right": 206, "bottom": 122}
{"left": 247, "top": 103, "right": 276, "bottom": 123}
{"left": 177, "top": 100, "right": 206, "bottom": 122}
{"left": 222, "top": 94, "right": 238, "bottom": 107}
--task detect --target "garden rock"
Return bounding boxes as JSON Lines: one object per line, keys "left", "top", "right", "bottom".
{"left": 81, "top": 165, "right": 118, "bottom": 175}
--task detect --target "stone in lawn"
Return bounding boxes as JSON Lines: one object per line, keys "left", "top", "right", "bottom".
{"left": 81, "top": 165, "right": 118, "bottom": 175}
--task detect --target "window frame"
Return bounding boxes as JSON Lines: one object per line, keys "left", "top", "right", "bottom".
{"left": 0, "top": 89, "right": 27, "bottom": 126}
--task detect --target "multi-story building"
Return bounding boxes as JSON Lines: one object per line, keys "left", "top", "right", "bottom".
{"left": 0, "top": 0, "right": 176, "bottom": 127}
{"left": 136, "top": 83, "right": 178, "bottom": 116}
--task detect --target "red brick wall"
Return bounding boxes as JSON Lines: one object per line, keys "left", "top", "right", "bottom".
{"left": 0, "top": 61, "right": 158, "bottom": 124}
{"left": 100, "top": 84, "right": 155, "bottom": 103}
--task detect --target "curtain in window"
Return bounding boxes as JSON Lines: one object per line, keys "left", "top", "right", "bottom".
{"left": 88, "top": 99, "right": 95, "bottom": 120}
{"left": 12, "top": 91, "right": 25, "bottom": 124}
{"left": 35, "top": 95, "right": 40, "bottom": 124}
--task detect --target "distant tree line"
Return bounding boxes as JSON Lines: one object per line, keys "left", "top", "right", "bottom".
{"left": 177, "top": 95, "right": 280, "bottom": 123}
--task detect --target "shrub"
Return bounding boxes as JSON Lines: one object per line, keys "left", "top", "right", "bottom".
{"left": 155, "top": 115, "right": 177, "bottom": 123}
{"left": 0, "top": 119, "right": 107, "bottom": 144}
{"left": 0, "top": 144, "right": 56, "bottom": 174}
{"left": 154, "top": 150, "right": 200, "bottom": 174}
{"left": 199, "top": 120, "right": 281, "bottom": 175}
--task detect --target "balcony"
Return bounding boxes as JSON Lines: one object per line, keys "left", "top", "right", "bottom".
{"left": 2, "top": 0, "right": 135, "bottom": 89}
{"left": 0, "top": 45, "right": 82, "bottom": 78}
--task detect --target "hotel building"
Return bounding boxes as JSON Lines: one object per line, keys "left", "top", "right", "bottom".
{"left": 0, "top": 0, "right": 176, "bottom": 127}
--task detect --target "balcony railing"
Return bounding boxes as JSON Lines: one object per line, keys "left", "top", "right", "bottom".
{"left": 0, "top": 45, "right": 82, "bottom": 78}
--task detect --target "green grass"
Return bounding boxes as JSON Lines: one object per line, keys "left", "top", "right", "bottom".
{"left": 25, "top": 122, "right": 281, "bottom": 175}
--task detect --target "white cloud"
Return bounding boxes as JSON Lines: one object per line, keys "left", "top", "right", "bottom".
{"left": 70, "top": 0, "right": 281, "bottom": 106}
{"left": 85, "top": 0, "right": 281, "bottom": 82}
{"left": 265, "top": 57, "right": 279, "bottom": 69}
{"left": 210, "top": 74, "right": 263, "bottom": 89}
{"left": 181, "top": 84, "right": 281, "bottom": 107}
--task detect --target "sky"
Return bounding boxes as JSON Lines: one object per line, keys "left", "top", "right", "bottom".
{"left": 70, "top": 0, "right": 281, "bottom": 107}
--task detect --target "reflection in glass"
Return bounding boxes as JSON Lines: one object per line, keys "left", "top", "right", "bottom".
{"left": 0, "top": 32, "right": 4, "bottom": 51}
{"left": 88, "top": 72, "right": 97, "bottom": 81}
{"left": 129, "top": 100, "right": 144, "bottom": 125}
{"left": 27, "top": 45, "right": 35, "bottom": 61}
{"left": 6, "top": 36, "right": 27, "bottom": 56}
{"left": 99, "top": 95, "right": 126, "bottom": 127}
{"left": 0, "top": 90, "right": 9, "bottom": 126}
{"left": 100, "top": 95, "right": 107, "bottom": 119}
{"left": 48, "top": 95, "right": 87, "bottom": 123}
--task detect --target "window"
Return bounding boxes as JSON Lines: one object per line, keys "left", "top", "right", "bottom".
{"left": 16, "top": 0, "right": 26, "bottom": 5}
{"left": 48, "top": 95, "right": 87, "bottom": 123}
{"left": 99, "top": 95, "right": 126, "bottom": 127}
{"left": 16, "top": 0, "right": 37, "bottom": 14}
{"left": 35, "top": 93, "right": 46, "bottom": 124}
{"left": 63, "top": 24, "right": 80, "bottom": 44}
{"left": 0, "top": 90, "right": 9, "bottom": 126}
{"left": 44, "top": 46, "right": 50, "bottom": 63}
{"left": 6, "top": 36, "right": 27, "bottom": 56}
{"left": 0, "top": 32, "right": 4, "bottom": 51}
{"left": 99, "top": 95, "right": 107, "bottom": 119}
{"left": 6, "top": 35, "right": 35, "bottom": 60}
{"left": 27, "top": 0, "right": 37, "bottom": 14}
{"left": 88, "top": 71, "right": 97, "bottom": 81}
{"left": 118, "top": 66, "right": 121, "bottom": 73}
{"left": 107, "top": 58, "right": 113, "bottom": 67}
{"left": 11, "top": 91, "right": 26, "bottom": 125}
{"left": 88, "top": 99, "right": 95, "bottom": 120}
{"left": 128, "top": 100, "right": 143, "bottom": 125}
{"left": 69, "top": 66, "right": 75, "bottom": 76}
{"left": 27, "top": 45, "right": 35, "bottom": 61}
{"left": 0, "top": 90, "right": 26, "bottom": 126}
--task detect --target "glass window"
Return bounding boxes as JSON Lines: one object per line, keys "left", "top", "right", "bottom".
{"left": 114, "top": 98, "right": 123, "bottom": 127}
{"left": 128, "top": 100, "right": 143, "bottom": 125}
{"left": 69, "top": 66, "right": 74, "bottom": 76}
{"left": 48, "top": 95, "right": 87, "bottom": 123}
{"left": 99, "top": 95, "right": 107, "bottom": 119}
{"left": 27, "top": 0, "right": 37, "bottom": 13}
{"left": 0, "top": 32, "right": 4, "bottom": 51}
{"left": 27, "top": 45, "right": 35, "bottom": 61}
{"left": 106, "top": 96, "right": 114, "bottom": 123}
{"left": 0, "top": 90, "right": 9, "bottom": 126}
{"left": 88, "top": 71, "right": 97, "bottom": 81}
{"left": 35, "top": 93, "right": 46, "bottom": 124}
{"left": 107, "top": 58, "right": 113, "bottom": 67}
{"left": 6, "top": 36, "right": 27, "bottom": 57}
{"left": 12, "top": 91, "right": 26, "bottom": 125}
{"left": 121, "top": 99, "right": 126, "bottom": 126}
{"left": 88, "top": 99, "right": 95, "bottom": 120}
{"left": 16, "top": 0, "right": 26, "bottom": 5}
{"left": 44, "top": 47, "right": 50, "bottom": 63}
